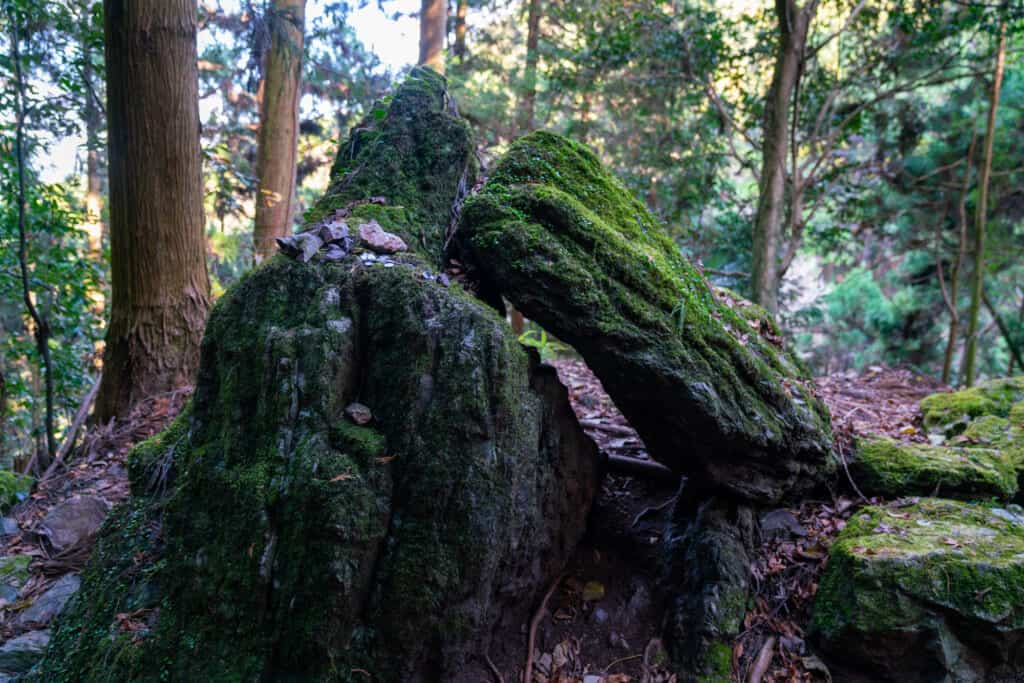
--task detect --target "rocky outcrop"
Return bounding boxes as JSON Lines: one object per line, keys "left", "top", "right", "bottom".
{"left": 35, "top": 71, "right": 599, "bottom": 682}
{"left": 457, "top": 131, "right": 834, "bottom": 504}
{"left": 661, "top": 494, "right": 755, "bottom": 682}
{"left": 813, "top": 380, "right": 1024, "bottom": 680}
{"left": 811, "top": 498, "right": 1024, "bottom": 682}
{"left": 304, "top": 66, "right": 477, "bottom": 266}
{"left": 851, "top": 380, "right": 1024, "bottom": 502}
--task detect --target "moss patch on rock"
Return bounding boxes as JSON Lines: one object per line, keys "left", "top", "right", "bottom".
{"left": 851, "top": 435, "right": 1017, "bottom": 500}
{"left": 457, "top": 131, "right": 834, "bottom": 503}
{"left": 304, "top": 67, "right": 477, "bottom": 266}
{"left": 920, "top": 377, "right": 1024, "bottom": 437}
{"left": 811, "top": 498, "right": 1024, "bottom": 680}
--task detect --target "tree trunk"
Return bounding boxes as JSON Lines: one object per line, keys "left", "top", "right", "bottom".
{"left": 750, "top": 0, "right": 816, "bottom": 315}
{"left": 95, "top": 0, "right": 211, "bottom": 422}
{"left": 962, "top": 25, "right": 1006, "bottom": 387}
{"left": 519, "top": 0, "right": 542, "bottom": 133}
{"left": 418, "top": 0, "right": 446, "bottom": 75}
{"left": 940, "top": 128, "right": 978, "bottom": 385}
{"left": 253, "top": 0, "right": 306, "bottom": 264}
{"left": 82, "top": 35, "right": 104, "bottom": 260}
{"left": 453, "top": 0, "right": 467, "bottom": 60}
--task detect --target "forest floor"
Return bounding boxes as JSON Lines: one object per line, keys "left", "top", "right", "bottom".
{"left": 0, "top": 362, "right": 946, "bottom": 682}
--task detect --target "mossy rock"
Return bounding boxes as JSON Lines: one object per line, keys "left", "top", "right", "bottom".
{"left": 851, "top": 435, "right": 1018, "bottom": 500}
{"left": 37, "top": 70, "right": 599, "bottom": 682}
{"left": 37, "top": 255, "right": 600, "bottom": 682}
{"left": 661, "top": 495, "right": 753, "bottom": 681}
{"left": 457, "top": 131, "right": 834, "bottom": 503}
{"left": 810, "top": 498, "right": 1024, "bottom": 681}
{"left": 0, "top": 470, "right": 32, "bottom": 512}
{"left": 304, "top": 66, "right": 477, "bottom": 266}
{"left": 920, "top": 377, "right": 1024, "bottom": 437}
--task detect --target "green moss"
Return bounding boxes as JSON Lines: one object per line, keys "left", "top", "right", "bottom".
{"left": 126, "top": 405, "right": 191, "bottom": 497}
{"left": 34, "top": 500, "right": 164, "bottom": 682}
{"left": 304, "top": 67, "right": 477, "bottom": 266}
{"left": 920, "top": 377, "right": 1024, "bottom": 436}
{"left": 459, "top": 131, "right": 833, "bottom": 502}
{"left": 0, "top": 470, "right": 32, "bottom": 511}
{"left": 811, "top": 498, "right": 1024, "bottom": 647}
{"left": 0, "top": 554, "right": 31, "bottom": 587}
{"left": 852, "top": 435, "right": 1017, "bottom": 500}
{"left": 697, "top": 641, "right": 733, "bottom": 683}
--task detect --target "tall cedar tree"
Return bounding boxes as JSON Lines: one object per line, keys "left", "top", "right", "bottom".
{"left": 94, "top": 0, "right": 211, "bottom": 422}
{"left": 419, "top": 0, "right": 446, "bottom": 74}
{"left": 750, "top": 0, "right": 818, "bottom": 315}
{"left": 253, "top": 0, "right": 307, "bottom": 263}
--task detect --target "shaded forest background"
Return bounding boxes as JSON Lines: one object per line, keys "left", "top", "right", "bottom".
{"left": 1, "top": 0, "right": 1022, "bottom": 468}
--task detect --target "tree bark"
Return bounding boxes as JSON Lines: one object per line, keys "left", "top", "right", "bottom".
{"left": 453, "top": 0, "right": 468, "bottom": 60}
{"left": 95, "top": 0, "right": 211, "bottom": 422}
{"left": 418, "top": 0, "right": 446, "bottom": 75}
{"left": 750, "top": 0, "right": 816, "bottom": 315}
{"left": 963, "top": 25, "right": 1006, "bottom": 387}
{"left": 519, "top": 0, "right": 542, "bottom": 133}
{"left": 940, "top": 129, "right": 978, "bottom": 385}
{"left": 253, "top": 0, "right": 306, "bottom": 264}
{"left": 82, "top": 33, "right": 104, "bottom": 260}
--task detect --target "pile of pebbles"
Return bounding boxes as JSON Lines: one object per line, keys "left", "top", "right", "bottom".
{"left": 276, "top": 215, "right": 450, "bottom": 287}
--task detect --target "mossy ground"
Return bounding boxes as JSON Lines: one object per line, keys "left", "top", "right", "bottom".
{"left": 458, "top": 131, "right": 833, "bottom": 502}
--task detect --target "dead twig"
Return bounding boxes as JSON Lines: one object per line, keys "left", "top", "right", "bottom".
{"left": 632, "top": 495, "right": 675, "bottom": 528}
{"left": 524, "top": 572, "right": 563, "bottom": 683}
{"left": 603, "top": 653, "right": 642, "bottom": 673}
{"left": 41, "top": 372, "right": 102, "bottom": 483}
{"left": 747, "top": 636, "right": 776, "bottom": 683}
{"left": 837, "top": 442, "right": 868, "bottom": 503}
{"left": 483, "top": 652, "right": 505, "bottom": 683}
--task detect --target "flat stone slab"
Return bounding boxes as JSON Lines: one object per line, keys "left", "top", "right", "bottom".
{"left": 0, "top": 629, "right": 49, "bottom": 674}
{"left": 852, "top": 435, "right": 1018, "bottom": 500}
{"left": 37, "top": 495, "right": 109, "bottom": 551}
{"left": 14, "top": 573, "right": 80, "bottom": 628}
{"left": 811, "top": 498, "right": 1024, "bottom": 680}
{"left": 458, "top": 131, "right": 834, "bottom": 502}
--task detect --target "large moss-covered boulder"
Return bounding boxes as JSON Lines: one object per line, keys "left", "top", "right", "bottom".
{"left": 36, "top": 71, "right": 599, "bottom": 682}
{"left": 851, "top": 435, "right": 1018, "bottom": 500}
{"left": 811, "top": 499, "right": 1024, "bottom": 681}
{"left": 457, "top": 131, "right": 834, "bottom": 503}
